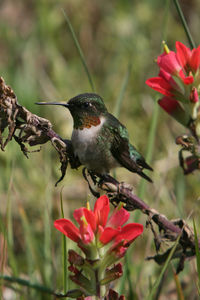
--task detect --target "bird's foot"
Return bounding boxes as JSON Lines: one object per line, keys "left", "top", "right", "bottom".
{"left": 99, "top": 179, "right": 134, "bottom": 210}
{"left": 118, "top": 182, "right": 133, "bottom": 193}
{"left": 82, "top": 167, "right": 100, "bottom": 198}
{"left": 82, "top": 169, "right": 134, "bottom": 204}
{"left": 98, "top": 174, "right": 119, "bottom": 192}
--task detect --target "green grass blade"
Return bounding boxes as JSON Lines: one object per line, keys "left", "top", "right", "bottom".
{"left": 112, "top": 63, "right": 132, "bottom": 179}
{"left": 42, "top": 150, "right": 54, "bottom": 287}
{"left": 119, "top": 254, "right": 134, "bottom": 299}
{"left": 19, "top": 205, "right": 46, "bottom": 284}
{"left": 43, "top": 185, "right": 53, "bottom": 286}
{"left": 0, "top": 274, "right": 55, "bottom": 295}
{"left": 60, "top": 188, "right": 68, "bottom": 294}
{"left": 172, "top": 268, "right": 184, "bottom": 300}
{"left": 62, "top": 8, "right": 95, "bottom": 92}
{"left": 173, "top": 0, "right": 196, "bottom": 49}
{"left": 146, "top": 234, "right": 181, "bottom": 300}
{"left": 6, "top": 164, "right": 14, "bottom": 252}
{"left": 125, "top": 253, "right": 138, "bottom": 300}
{"left": 137, "top": 0, "right": 170, "bottom": 202}
{"left": 175, "top": 169, "right": 185, "bottom": 218}
{"left": 138, "top": 101, "right": 159, "bottom": 199}
{"left": 4, "top": 166, "right": 18, "bottom": 276}
{"left": 115, "top": 64, "right": 133, "bottom": 297}
{"left": 0, "top": 222, "right": 7, "bottom": 298}
{"left": 0, "top": 222, "right": 18, "bottom": 277}
{"left": 193, "top": 219, "right": 200, "bottom": 294}
{"left": 113, "top": 63, "right": 132, "bottom": 118}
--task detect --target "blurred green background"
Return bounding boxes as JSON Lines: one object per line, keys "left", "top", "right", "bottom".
{"left": 0, "top": 0, "right": 200, "bottom": 299}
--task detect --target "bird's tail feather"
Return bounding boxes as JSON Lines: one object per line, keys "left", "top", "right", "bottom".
{"left": 139, "top": 171, "right": 153, "bottom": 183}
{"left": 137, "top": 158, "right": 153, "bottom": 171}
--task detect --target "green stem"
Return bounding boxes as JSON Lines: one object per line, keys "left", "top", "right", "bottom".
{"left": 97, "top": 268, "right": 106, "bottom": 298}
{"left": 60, "top": 188, "right": 68, "bottom": 294}
{"left": 173, "top": 0, "right": 196, "bottom": 49}
{"left": 61, "top": 8, "right": 95, "bottom": 92}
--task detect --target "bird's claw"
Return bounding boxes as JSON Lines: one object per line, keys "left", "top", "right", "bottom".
{"left": 82, "top": 168, "right": 100, "bottom": 198}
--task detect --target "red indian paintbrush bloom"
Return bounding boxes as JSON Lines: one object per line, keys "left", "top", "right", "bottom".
{"left": 54, "top": 195, "right": 143, "bottom": 298}
{"left": 54, "top": 195, "right": 143, "bottom": 260}
{"left": 146, "top": 41, "right": 200, "bottom": 135}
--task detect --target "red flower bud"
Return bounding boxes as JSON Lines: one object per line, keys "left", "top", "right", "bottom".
{"left": 190, "top": 87, "right": 199, "bottom": 103}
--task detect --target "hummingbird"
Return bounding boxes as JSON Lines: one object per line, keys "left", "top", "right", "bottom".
{"left": 36, "top": 93, "right": 153, "bottom": 182}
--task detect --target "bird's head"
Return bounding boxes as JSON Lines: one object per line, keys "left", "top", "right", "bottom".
{"left": 36, "top": 93, "right": 107, "bottom": 129}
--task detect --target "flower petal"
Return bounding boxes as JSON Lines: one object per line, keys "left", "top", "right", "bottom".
{"left": 176, "top": 41, "right": 191, "bottom": 71}
{"left": 73, "top": 208, "right": 84, "bottom": 225}
{"left": 190, "top": 87, "right": 199, "bottom": 103}
{"left": 179, "top": 70, "right": 194, "bottom": 85}
{"left": 79, "top": 222, "right": 94, "bottom": 244}
{"left": 99, "top": 227, "right": 120, "bottom": 244}
{"left": 107, "top": 207, "right": 130, "bottom": 228}
{"left": 157, "top": 52, "right": 181, "bottom": 75}
{"left": 110, "top": 243, "right": 127, "bottom": 259}
{"left": 94, "top": 195, "right": 110, "bottom": 227}
{"left": 190, "top": 46, "right": 200, "bottom": 71}
{"left": 83, "top": 208, "right": 96, "bottom": 232}
{"left": 73, "top": 208, "right": 94, "bottom": 244}
{"left": 145, "top": 77, "right": 173, "bottom": 97}
{"left": 74, "top": 208, "right": 96, "bottom": 232}
{"left": 54, "top": 219, "right": 80, "bottom": 242}
{"left": 158, "top": 96, "right": 190, "bottom": 126}
{"left": 114, "top": 223, "right": 143, "bottom": 245}
{"left": 158, "top": 96, "right": 180, "bottom": 113}
{"left": 159, "top": 68, "right": 181, "bottom": 91}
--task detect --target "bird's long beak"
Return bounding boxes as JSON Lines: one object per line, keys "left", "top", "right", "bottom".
{"left": 35, "top": 101, "right": 69, "bottom": 108}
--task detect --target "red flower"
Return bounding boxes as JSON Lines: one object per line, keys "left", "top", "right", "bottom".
{"left": 54, "top": 196, "right": 143, "bottom": 297}
{"left": 54, "top": 219, "right": 80, "bottom": 242}
{"left": 108, "top": 223, "right": 143, "bottom": 260}
{"left": 190, "top": 87, "right": 199, "bottom": 103}
{"left": 176, "top": 42, "right": 200, "bottom": 73}
{"left": 146, "top": 41, "right": 200, "bottom": 126}
{"left": 157, "top": 51, "right": 193, "bottom": 84}
{"left": 54, "top": 195, "right": 143, "bottom": 260}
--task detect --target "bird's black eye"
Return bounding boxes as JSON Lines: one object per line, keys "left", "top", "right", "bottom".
{"left": 83, "top": 102, "right": 90, "bottom": 108}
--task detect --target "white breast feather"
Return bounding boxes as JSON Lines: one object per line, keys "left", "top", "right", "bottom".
{"left": 71, "top": 116, "right": 119, "bottom": 173}
{"left": 73, "top": 117, "right": 105, "bottom": 141}
{"left": 72, "top": 116, "right": 105, "bottom": 155}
